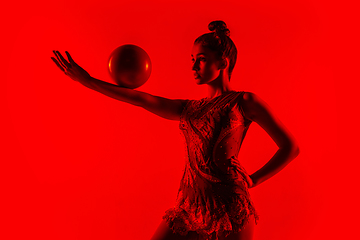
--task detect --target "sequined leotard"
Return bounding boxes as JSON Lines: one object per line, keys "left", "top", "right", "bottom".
{"left": 162, "top": 91, "right": 259, "bottom": 240}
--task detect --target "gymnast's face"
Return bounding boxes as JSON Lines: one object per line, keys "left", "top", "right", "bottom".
{"left": 191, "top": 43, "right": 223, "bottom": 85}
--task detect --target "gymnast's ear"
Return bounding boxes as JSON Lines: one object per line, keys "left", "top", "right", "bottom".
{"left": 218, "top": 57, "right": 228, "bottom": 70}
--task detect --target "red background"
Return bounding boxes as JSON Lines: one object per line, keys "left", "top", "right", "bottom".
{"left": 1, "top": 0, "right": 358, "bottom": 239}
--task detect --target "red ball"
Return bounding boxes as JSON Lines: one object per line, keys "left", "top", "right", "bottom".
{"left": 108, "top": 44, "right": 152, "bottom": 89}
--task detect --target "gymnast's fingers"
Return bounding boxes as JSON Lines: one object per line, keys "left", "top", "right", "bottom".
{"left": 55, "top": 50, "right": 71, "bottom": 68}
{"left": 51, "top": 57, "right": 65, "bottom": 72}
{"left": 53, "top": 50, "right": 68, "bottom": 70}
{"left": 65, "top": 51, "right": 77, "bottom": 66}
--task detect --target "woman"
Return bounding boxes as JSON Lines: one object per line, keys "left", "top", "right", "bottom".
{"left": 51, "top": 20, "right": 300, "bottom": 240}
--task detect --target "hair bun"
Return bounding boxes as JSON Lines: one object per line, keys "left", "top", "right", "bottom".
{"left": 208, "top": 20, "right": 230, "bottom": 37}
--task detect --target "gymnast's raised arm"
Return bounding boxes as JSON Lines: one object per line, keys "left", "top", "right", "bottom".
{"left": 51, "top": 51, "right": 186, "bottom": 121}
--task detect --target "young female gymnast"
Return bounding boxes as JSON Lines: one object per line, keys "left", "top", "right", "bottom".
{"left": 51, "top": 20, "right": 300, "bottom": 240}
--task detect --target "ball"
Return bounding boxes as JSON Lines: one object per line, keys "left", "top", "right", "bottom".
{"left": 108, "top": 44, "right": 152, "bottom": 89}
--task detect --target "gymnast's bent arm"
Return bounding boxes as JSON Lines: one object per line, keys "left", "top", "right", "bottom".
{"left": 240, "top": 92, "right": 300, "bottom": 188}
{"left": 51, "top": 51, "right": 186, "bottom": 121}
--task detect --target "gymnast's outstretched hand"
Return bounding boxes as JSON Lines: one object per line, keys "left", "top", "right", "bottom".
{"left": 51, "top": 51, "right": 91, "bottom": 84}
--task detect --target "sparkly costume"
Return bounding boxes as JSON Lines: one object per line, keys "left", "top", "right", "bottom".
{"left": 162, "top": 91, "right": 259, "bottom": 240}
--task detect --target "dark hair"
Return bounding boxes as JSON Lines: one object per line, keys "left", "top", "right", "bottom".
{"left": 194, "top": 20, "right": 237, "bottom": 80}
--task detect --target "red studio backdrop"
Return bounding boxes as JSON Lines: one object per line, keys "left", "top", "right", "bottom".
{"left": 1, "top": 0, "right": 357, "bottom": 239}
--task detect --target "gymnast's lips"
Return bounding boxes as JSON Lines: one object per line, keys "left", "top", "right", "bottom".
{"left": 194, "top": 73, "right": 200, "bottom": 79}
